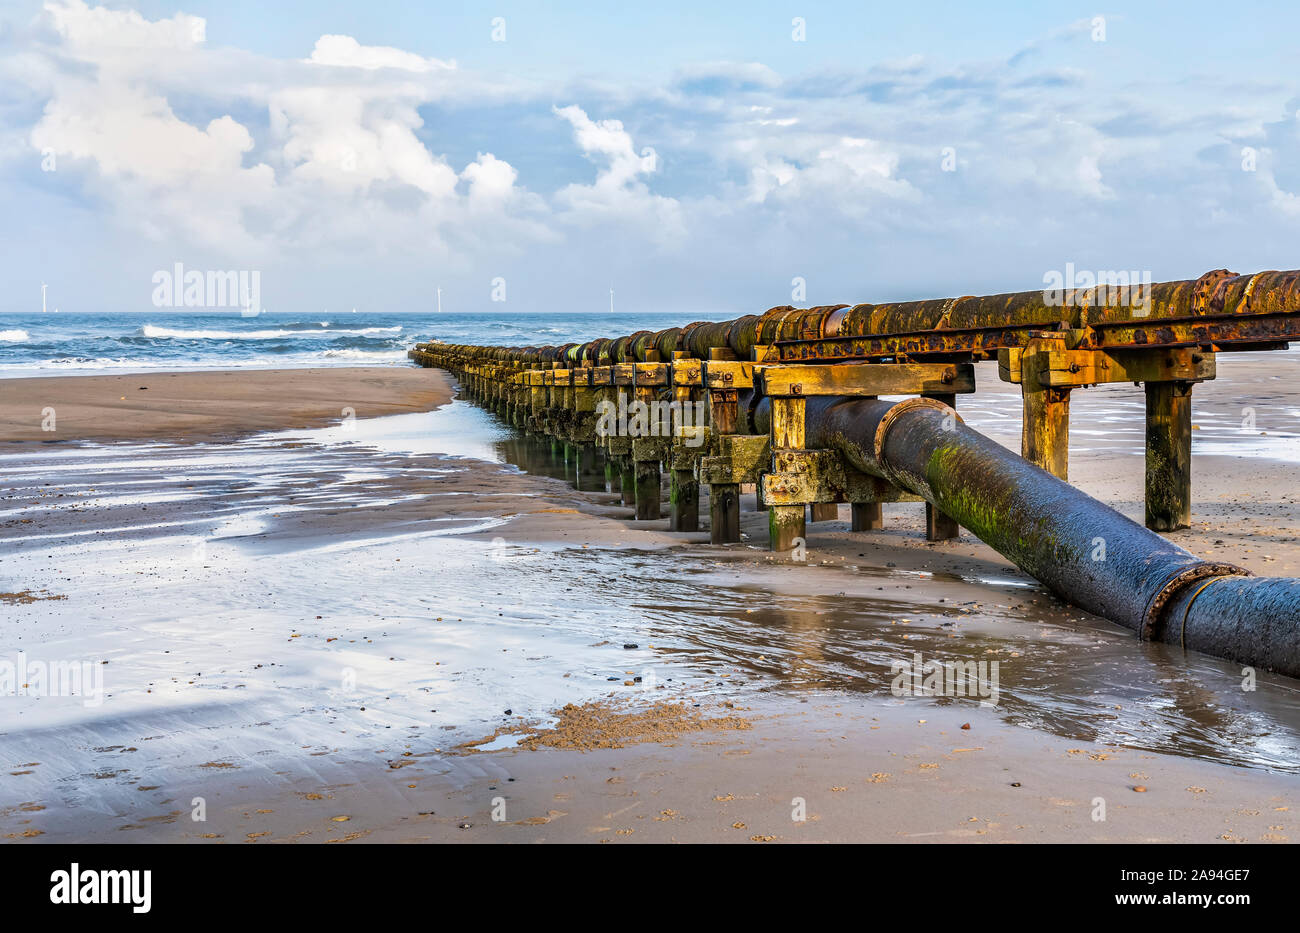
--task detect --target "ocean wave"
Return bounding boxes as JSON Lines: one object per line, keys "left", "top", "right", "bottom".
{"left": 320, "top": 348, "right": 408, "bottom": 361}
{"left": 138, "top": 324, "right": 402, "bottom": 340}
{"left": 0, "top": 329, "right": 29, "bottom": 342}
{"left": 277, "top": 320, "right": 343, "bottom": 330}
{"left": 6, "top": 352, "right": 407, "bottom": 372}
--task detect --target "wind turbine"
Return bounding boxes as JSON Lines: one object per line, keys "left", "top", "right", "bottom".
{"left": 437, "top": 287, "right": 442, "bottom": 313}
{"left": 41, "top": 283, "right": 47, "bottom": 314}
{"left": 609, "top": 288, "right": 614, "bottom": 314}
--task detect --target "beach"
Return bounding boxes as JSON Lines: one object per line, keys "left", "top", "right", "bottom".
{"left": 0, "top": 367, "right": 449, "bottom": 442}
{"left": 2, "top": 356, "right": 1299, "bottom": 844}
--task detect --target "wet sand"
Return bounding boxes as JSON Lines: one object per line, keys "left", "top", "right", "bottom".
{"left": 200, "top": 695, "right": 1297, "bottom": 844}
{"left": 2, "top": 356, "right": 1299, "bottom": 843}
{"left": 0, "top": 367, "right": 449, "bottom": 442}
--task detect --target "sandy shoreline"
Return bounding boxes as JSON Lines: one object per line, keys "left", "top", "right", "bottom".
{"left": 0, "top": 367, "right": 449, "bottom": 442}
{"left": 2, "top": 361, "right": 1299, "bottom": 844}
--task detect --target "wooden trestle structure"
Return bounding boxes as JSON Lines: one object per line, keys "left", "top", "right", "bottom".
{"left": 410, "top": 268, "right": 1300, "bottom": 552}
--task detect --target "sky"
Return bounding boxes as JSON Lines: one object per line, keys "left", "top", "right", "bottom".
{"left": 1, "top": 0, "right": 1299, "bottom": 315}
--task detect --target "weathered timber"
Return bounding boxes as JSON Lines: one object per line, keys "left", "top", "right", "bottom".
{"left": 759, "top": 362, "right": 975, "bottom": 397}
{"left": 767, "top": 396, "right": 806, "bottom": 550}
{"left": 1145, "top": 381, "right": 1194, "bottom": 531}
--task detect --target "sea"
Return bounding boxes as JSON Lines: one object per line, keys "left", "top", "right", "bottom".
{"left": 0, "top": 310, "right": 713, "bottom": 377}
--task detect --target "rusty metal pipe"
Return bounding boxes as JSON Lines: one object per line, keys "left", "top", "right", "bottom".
{"left": 753, "top": 395, "right": 1300, "bottom": 676}
{"left": 412, "top": 268, "right": 1300, "bottom": 364}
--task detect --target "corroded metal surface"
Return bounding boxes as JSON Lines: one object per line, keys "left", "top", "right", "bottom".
{"left": 417, "top": 268, "right": 1300, "bottom": 366}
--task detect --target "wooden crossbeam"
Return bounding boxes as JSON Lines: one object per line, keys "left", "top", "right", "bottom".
{"left": 702, "top": 360, "right": 754, "bottom": 389}
{"left": 998, "top": 346, "right": 1215, "bottom": 387}
{"left": 759, "top": 362, "right": 975, "bottom": 397}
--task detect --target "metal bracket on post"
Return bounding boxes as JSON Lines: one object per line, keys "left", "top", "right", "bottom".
{"left": 762, "top": 450, "right": 922, "bottom": 509}
{"left": 755, "top": 361, "right": 973, "bottom": 544}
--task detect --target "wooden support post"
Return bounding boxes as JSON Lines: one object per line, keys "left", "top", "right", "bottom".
{"left": 1000, "top": 343, "right": 1213, "bottom": 528}
{"left": 529, "top": 377, "right": 545, "bottom": 421}
{"left": 631, "top": 377, "right": 663, "bottom": 521}
{"left": 925, "top": 502, "right": 959, "bottom": 542}
{"left": 809, "top": 502, "right": 839, "bottom": 522}
{"left": 705, "top": 363, "right": 744, "bottom": 544}
{"left": 710, "top": 484, "right": 740, "bottom": 543}
{"left": 1018, "top": 335, "right": 1072, "bottom": 480}
{"left": 768, "top": 396, "right": 806, "bottom": 551}
{"left": 702, "top": 434, "right": 767, "bottom": 544}
{"left": 669, "top": 357, "right": 702, "bottom": 532}
{"left": 634, "top": 460, "right": 661, "bottom": 520}
{"left": 670, "top": 469, "right": 699, "bottom": 531}
{"left": 1145, "top": 380, "right": 1193, "bottom": 532}
{"left": 619, "top": 458, "right": 636, "bottom": 506}
{"left": 851, "top": 501, "right": 883, "bottom": 531}
{"left": 922, "top": 391, "right": 960, "bottom": 542}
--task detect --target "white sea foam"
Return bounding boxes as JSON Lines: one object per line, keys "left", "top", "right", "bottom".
{"left": 139, "top": 324, "right": 401, "bottom": 340}
{"left": 0, "top": 329, "right": 29, "bottom": 342}
{"left": 320, "top": 348, "right": 408, "bottom": 361}
{"left": 0, "top": 355, "right": 412, "bottom": 377}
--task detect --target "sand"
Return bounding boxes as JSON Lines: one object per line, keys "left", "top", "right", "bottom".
{"left": 457, "top": 699, "right": 753, "bottom": 753}
{"left": 243, "top": 694, "right": 1297, "bottom": 844}
{"left": 0, "top": 367, "right": 449, "bottom": 442}
{"left": 1, "top": 356, "right": 1298, "bottom": 844}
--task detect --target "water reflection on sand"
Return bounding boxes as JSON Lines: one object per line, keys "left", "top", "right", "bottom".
{"left": 2, "top": 392, "right": 1299, "bottom": 825}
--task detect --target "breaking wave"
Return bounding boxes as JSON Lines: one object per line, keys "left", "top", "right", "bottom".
{"left": 138, "top": 324, "right": 402, "bottom": 340}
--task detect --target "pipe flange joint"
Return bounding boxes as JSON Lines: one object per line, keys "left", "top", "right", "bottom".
{"left": 1140, "top": 562, "right": 1251, "bottom": 641}
{"left": 1191, "top": 269, "right": 1238, "bottom": 316}
{"left": 872, "top": 397, "right": 964, "bottom": 468}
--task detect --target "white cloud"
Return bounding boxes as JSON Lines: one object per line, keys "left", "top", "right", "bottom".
{"left": 307, "top": 34, "right": 454, "bottom": 73}
{"left": 552, "top": 104, "right": 683, "bottom": 245}
{"left": 46, "top": 0, "right": 204, "bottom": 59}
{"left": 553, "top": 104, "right": 658, "bottom": 192}
{"left": 24, "top": 0, "right": 535, "bottom": 259}
{"left": 462, "top": 153, "right": 518, "bottom": 204}
{"left": 30, "top": 2, "right": 271, "bottom": 249}
{"left": 270, "top": 85, "right": 459, "bottom": 198}
{"left": 6, "top": 4, "right": 1300, "bottom": 312}
{"left": 729, "top": 131, "right": 915, "bottom": 211}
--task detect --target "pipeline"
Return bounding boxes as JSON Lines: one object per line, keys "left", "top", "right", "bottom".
{"left": 423, "top": 267, "right": 1300, "bottom": 366}
{"left": 751, "top": 395, "right": 1300, "bottom": 675}
{"left": 412, "top": 266, "right": 1300, "bottom": 677}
